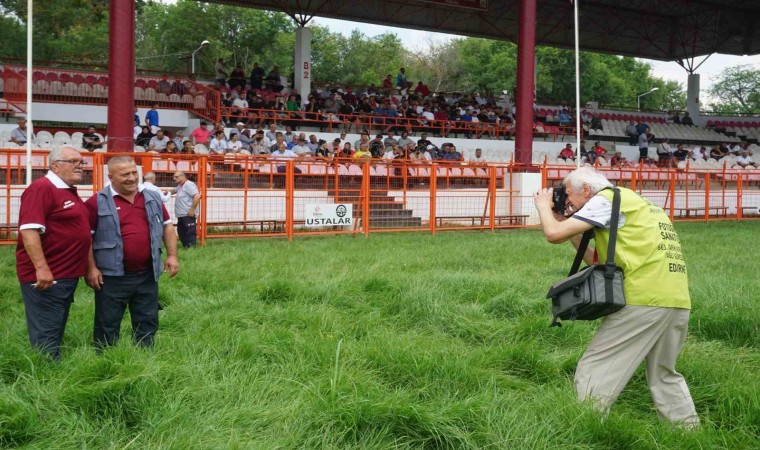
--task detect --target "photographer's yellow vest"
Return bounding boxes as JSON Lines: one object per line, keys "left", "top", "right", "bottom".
{"left": 594, "top": 188, "right": 691, "bottom": 310}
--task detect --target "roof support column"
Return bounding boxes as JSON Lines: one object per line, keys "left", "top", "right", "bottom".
{"left": 293, "top": 26, "right": 312, "bottom": 106}
{"left": 107, "top": 0, "right": 135, "bottom": 152}
{"left": 514, "top": 0, "right": 537, "bottom": 167}
{"left": 686, "top": 73, "right": 702, "bottom": 126}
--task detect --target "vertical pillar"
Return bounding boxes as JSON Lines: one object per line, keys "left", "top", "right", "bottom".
{"left": 293, "top": 27, "right": 312, "bottom": 105}
{"left": 107, "top": 0, "right": 135, "bottom": 152}
{"left": 686, "top": 73, "right": 702, "bottom": 126}
{"left": 514, "top": 0, "right": 537, "bottom": 167}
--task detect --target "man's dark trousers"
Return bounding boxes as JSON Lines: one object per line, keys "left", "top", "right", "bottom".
{"left": 21, "top": 278, "right": 79, "bottom": 360}
{"left": 94, "top": 271, "right": 159, "bottom": 350}
{"left": 177, "top": 216, "right": 196, "bottom": 248}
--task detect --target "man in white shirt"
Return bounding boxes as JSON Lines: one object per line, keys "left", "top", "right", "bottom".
{"left": 468, "top": 148, "right": 488, "bottom": 164}
{"left": 265, "top": 123, "right": 278, "bottom": 143}
{"left": 148, "top": 130, "right": 170, "bottom": 152}
{"left": 735, "top": 150, "right": 756, "bottom": 168}
{"left": 10, "top": 118, "right": 31, "bottom": 145}
{"left": 291, "top": 135, "right": 312, "bottom": 156}
{"left": 209, "top": 130, "right": 227, "bottom": 155}
{"left": 140, "top": 172, "right": 171, "bottom": 204}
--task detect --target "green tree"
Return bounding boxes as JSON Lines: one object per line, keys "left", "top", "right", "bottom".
{"left": 708, "top": 65, "right": 760, "bottom": 114}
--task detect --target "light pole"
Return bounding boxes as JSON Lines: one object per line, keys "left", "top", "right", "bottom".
{"left": 637, "top": 87, "right": 659, "bottom": 111}
{"left": 191, "top": 40, "right": 209, "bottom": 75}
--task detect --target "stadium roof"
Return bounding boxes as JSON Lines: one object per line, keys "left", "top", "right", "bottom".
{"left": 205, "top": 0, "right": 760, "bottom": 61}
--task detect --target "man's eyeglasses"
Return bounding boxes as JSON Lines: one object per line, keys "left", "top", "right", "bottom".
{"left": 55, "top": 159, "right": 87, "bottom": 166}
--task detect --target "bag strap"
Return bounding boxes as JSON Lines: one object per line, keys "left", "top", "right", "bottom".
{"left": 604, "top": 188, "right": 622, "bottom": 303}
{"left": 568, "top": 229, "right": 594, "bottom": 276}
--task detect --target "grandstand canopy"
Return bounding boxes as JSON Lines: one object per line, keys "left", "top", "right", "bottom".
{"left": 206, "top": 0, "right": 760, "bottom": 61}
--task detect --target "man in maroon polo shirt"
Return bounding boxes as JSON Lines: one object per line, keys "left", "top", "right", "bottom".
{"left": 85, "top": 156, "right": 179, "bottom": 350}
{"left": 16, "top": 147, "right": 91, "bottom": 360}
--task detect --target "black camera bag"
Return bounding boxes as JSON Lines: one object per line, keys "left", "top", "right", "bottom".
{"left": 546, "top": 188, "right": 626, "bottom": 326}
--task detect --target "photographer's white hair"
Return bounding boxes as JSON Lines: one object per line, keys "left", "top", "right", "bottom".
{"left": 563, "top": 167, "right": 613, "bottom": 194}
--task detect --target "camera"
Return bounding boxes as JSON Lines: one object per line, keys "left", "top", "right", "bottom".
{"left": 552, "top": 186, "right": 567, "bottom": 214}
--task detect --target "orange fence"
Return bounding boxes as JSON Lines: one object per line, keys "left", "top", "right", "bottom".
{"left": 2, "top": 64, "right": 220, "bottom": 123}
{"left": 221, "top": 106, "right": 575, "bottom": 141}
{"left": 1, "top": 150, "right": 758, "bottom": 245}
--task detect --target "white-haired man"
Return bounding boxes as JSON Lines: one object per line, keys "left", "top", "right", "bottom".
{"left": 533, "top": 166, "right": 699, "bottom": 427}
{"left": 141, "top": 172, "right": 171, "bottom": 204}
{"left": 16, "top": 147, "right": 91, "bottom": 360}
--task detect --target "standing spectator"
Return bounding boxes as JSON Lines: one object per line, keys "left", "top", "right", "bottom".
{"left": 228, "top": 64, "right": 246, "bottom": 90}
{"left": 625, "top": 121, "right": 638, "bottom": 146}
{"left": 638, "top": 127, "right": 650, "bottom": 163}
{"left": 82, "top": 126, "right": 104, "bottom": 151}
{"left": 141, "top": 172, "right": 172, "bottom": 204}
{"left": 190, "top": 121, "right": 212, "bottom": 146}
{"left": 145, "top": 103, "right": 160, "bottom": 134}
{"left": 657, "top": 139, "right": 673, "bottom": 167}
{"left": 533, "top": 167, "right": 699, "bottom": 427}
{"left": 396, "top": 67, "right": 407, "bottom": 92}
{"left": 16, "top": 147, "right": 91, "bottom": 360}
{"left": 249, "top": 62, "right": 265, "bottom": 90}
{"left": 85, "top": 157, "right": 179, "bottom": 350}
{"left": 10, "top": 118, "right": 31, "bottom": 145}
{"left": 148, "top": 129, "right": 170, "bottom": 153}
{"left": 172, "top": 172, "right": 200, "bottom": 248}
{"left": 214, "top": 58, "right": 228, "bottom": 87}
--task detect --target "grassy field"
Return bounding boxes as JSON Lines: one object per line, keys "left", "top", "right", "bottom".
{"left": 1, "top": 222, "right": 758, "bottom": 449}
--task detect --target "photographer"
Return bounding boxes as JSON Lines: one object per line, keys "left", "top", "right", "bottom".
{"left": 533, "top": 167, "right": 699, "bottom": 427}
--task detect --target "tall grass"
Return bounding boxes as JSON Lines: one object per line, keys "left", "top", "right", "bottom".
{"left": 1, "top": 222, "right": 758, "bottom": 449}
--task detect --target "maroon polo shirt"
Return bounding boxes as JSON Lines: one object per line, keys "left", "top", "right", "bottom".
{"left": 85, "top": 190, "right": 170, "bottom": 272}
{"left": 16, "top": 174, "right": 91, "bottom": 283}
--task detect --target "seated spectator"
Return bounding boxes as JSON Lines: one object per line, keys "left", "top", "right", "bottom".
{"left": 148, "top": 129, "right": 170, "bottom": 152}
{"left": 558, "top": 143, "right": 576, "bottom": 161}
{"left": 10, "top": 118, "right": 30, "bottom": 145}
{"left": 610, "top": 150, "right": 625, "bottom": 167}
{"left": 171, "top": 78, "right": 186, "bottom": 96}
{"left": 384, "top": 131, "right": 399, "bottom": 148}
{"left": 337, "top": 141, "right": 354, "bottom": 158}
{"left": 709, "top": 144, "right": 727, "bottom": 160}
{"left": 735, "top": 149, "right": 757, "bottom": 168}
{"left": 670, "top": 112, "right": 681, "bottom": 124}
{"left": 250, "top": 130, "right": 270, "bottom": 155}
{"left": 414, "top": 81, "right": 430, "bottom": 98}
{"left": 271, "top": 143, "right": 300, "bottom": 173}
{"left": 439, "top": 144, "right": 463, "bottom": 161}
{"left": 590, "top": 115, "right": 602, "bottom": 130}
{"left": 382, "top": 74, "right": 393, "bottom": 96}
{"left": 180, "top": 140, "right": 195, "bottom": 154}
{"left": 382, "top": 145, "right": 396, "bottom": 160}
{"left": 226, "top": 134, "right": 246, "bottom": 154}
{"left": 557, "top": 110, "right": 572, "bottom": 126}
{"left": 353, "top": 142, "right": 372, "bottom": 160}
{"left": 469, "top": 148, "right": 487, "bottom": 164}
{"left": 158, "top": 77, "right": 172, "bottom": 95}
{"left": 673, "top": 144, "right": 689, "bottom": 162}
{"left": 291, "top": 135, "right": 312, "bottom": 156}
{"left": 592, "top": 141, "right": 608, "bottom": 160}
{"left": 135, "top": 126, "right": 154, "bottom": 148}
{"left": 209, "top": 130, "right": 227, "bottom": 155}
{"left": 82, "top": 126, "right": 104, "bottom": 151}
{"left": 190, "top": 121, "right": 212, "bottom": 146}
{"left": 681, "top": 111, "right": 694, "bottom": 126}
{"left": 691, "top": 146, "right": 708, "bottom": 160}
{"left": 172, "top": 130, "right": 185, "bottom": 150}
{"left": 265, "top": 68, "right": 284, "bottom": 92}
{"left": 164, "top": 140, "right": 179, "bottom": 154}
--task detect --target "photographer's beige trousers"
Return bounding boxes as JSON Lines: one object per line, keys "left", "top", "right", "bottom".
{"left": 574, "top": 305, "right": 699, "bottom": 426}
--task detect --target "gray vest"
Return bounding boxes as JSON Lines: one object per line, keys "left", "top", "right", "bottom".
{"left": 92, "top": 187, "right": 165, "bottom": 281}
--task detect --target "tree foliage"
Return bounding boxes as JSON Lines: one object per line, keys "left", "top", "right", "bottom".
{"left": 0, "top": 0, "right": 689, "bottom": 111}
{"left": 708, "top": 65, "right": 760, "bottom": 114}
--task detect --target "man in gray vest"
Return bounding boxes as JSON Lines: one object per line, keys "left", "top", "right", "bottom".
{"left": 85, "top": 156, "right": 179, "bottom": 350}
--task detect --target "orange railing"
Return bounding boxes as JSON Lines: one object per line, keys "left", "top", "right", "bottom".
{"left": 1, "top": 150, "right": 758, "bottom": 245}
{"left": 220, "top": 106, "right": 575, "bottom": 141}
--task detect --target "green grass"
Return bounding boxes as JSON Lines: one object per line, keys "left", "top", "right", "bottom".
{"left": 1, "top": 222, "right": 758, "bottom": 449}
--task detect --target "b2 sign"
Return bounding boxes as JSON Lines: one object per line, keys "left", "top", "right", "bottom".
{"left": 305, "top": 203, "right": 353, "bottom": 227}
